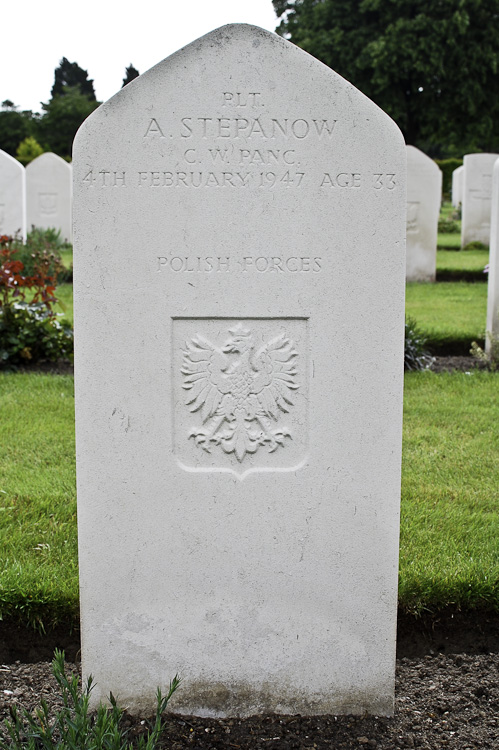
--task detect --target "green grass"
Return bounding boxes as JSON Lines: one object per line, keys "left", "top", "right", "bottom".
{"left": 54, "top": 283, "right": 74, "bottom": 326}
{"left": 0, "top": 370, "right": 498, "bottom": 628}
{"left": 0, "top": 374, "right": 78, "bottom": 628}
{"left": 438, "top": 201, "right": 462, "bottom": 249}
{"left": 436, "top": 247, "right": 489, "bottom": 281}
{"left": 401, "top": 371, "right": 499, "bottom": 614}
{"left": 405, "top": 281, "right": 487, "bottom": 354}
{"left": 60, "top": 248, "right": 73, "bottom": 271}
{"left": 437, "top": 248, "right": 489, "bottom": 273}
{"left": 438, "top": 232, "right": 462, "bottom": 250}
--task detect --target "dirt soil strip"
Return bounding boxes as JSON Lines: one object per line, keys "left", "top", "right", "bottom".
{"left": 0, "top": 653, "right": 498, "bottom": 749}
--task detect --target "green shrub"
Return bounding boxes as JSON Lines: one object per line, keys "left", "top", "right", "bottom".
{"left": 404, "top": 318, "right": 434, "bottom": 371}
{"left": 12, "top": 227, "right": 72, "bottom": 280}
{"left": 463, "top": 241, "right": 488, "bottom": 252}
{"left": 0, "top": 650, "right": 180, "bottom": 750}
{"left": 16, "top": 136, "right": 45, "bottom": 166}
{"left": 0, "top": 301, "right": 73, "bottom": 366}
{"left": 0, "top": 235, "right": 73, "bottom": 368}
{"left": 438, "top": 217, "right": 460, "bottom": 234}
{"left": 434, "top": 157, "right": 463, "bottom": 199}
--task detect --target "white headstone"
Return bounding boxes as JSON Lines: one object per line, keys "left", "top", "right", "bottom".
{"left": 461, "top": 153, "right": 499, "bottom": 246}
{"left": 486, "top": 158, "right": 499, "bottom": 354}
{"left": 0, "top": 149, "right": 26, "bottom": 241}
{"left": 26, "top": 153, "right": 72, "bottom": 242}
{"left": 451, "top": 164, "right": 464, "bottom": 208}
{"left": 73, "top": 24, "right": 406, "bottom": 718}
{"left": 405, "top": 146, "right": 441, "bottom": 282}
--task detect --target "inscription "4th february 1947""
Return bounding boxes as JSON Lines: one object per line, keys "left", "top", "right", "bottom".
{"left": 82, "top": 169, "right": 396, "bottom": 190}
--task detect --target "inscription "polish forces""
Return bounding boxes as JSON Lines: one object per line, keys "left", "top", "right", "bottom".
{"left": 157, "top": 255, "right": 323, "bottom": 273}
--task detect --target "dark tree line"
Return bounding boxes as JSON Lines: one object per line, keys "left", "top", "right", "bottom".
{"left": 273, "top": 0, "right": 499, "bottom": 156}
{"left": 0, "top": 59, "right": 140, "bottom": 161}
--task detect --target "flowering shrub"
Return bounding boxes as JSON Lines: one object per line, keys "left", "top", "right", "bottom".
{"left": 0, "top": 235, "right": 73, "bottom": 368}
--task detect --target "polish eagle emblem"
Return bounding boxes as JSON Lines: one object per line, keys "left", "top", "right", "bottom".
{"left": 181, "top": 324, "right": 300, "bottom": 462}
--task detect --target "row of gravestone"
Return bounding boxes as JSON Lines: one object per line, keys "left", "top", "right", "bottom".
{"left": 408, "top": 147, "right": 499, "bottom": 349}
{"left": 452, "top": 153, "right": 499, "bottom": 247}
{"left": 0, "top": 150, "right": 72, "bottom": 242}
{"left": 407, "top": 148, "right": 498, "bottom": 283}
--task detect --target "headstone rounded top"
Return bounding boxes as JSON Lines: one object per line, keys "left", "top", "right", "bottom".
{"left": 406, "top": 145, "right": 441, "bottom": 174}
{"left": 464, "top": 152, "right": 499, "bottom": 162}
{"left": 0, "top": 148, "right": 25, "bottom": 170}
{"left": 75, "top": 23, "right": 404, "bottom": 152}
{"left": 26, "top": 152, "right": 71, "bottom": 172}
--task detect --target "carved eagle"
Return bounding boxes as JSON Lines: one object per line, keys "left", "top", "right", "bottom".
{"left": 181, "top": 323, "right": 299, "bottom": 462}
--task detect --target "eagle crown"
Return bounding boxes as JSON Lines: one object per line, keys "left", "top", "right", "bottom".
{"left": 221, "top": 325, "right": 260, "bottom": 373}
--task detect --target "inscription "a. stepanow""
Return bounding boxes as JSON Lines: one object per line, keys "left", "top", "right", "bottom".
{"left": 144, "top": 116, "right": 337, "bottom": 140}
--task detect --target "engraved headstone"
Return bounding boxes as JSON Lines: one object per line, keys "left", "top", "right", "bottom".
{"left": 461, "top": 153, "right": 499, "bottom": 246}
{"left": 26, "top": 153, "right": 72, "bottom": 241}
{"left": 406, "top": 146, "right": 442, "bottom": 282}
{"left": 0, "top": 149, "right": 26, "bottom": 240}
{"left": 451, "top": 164, "right": 464, "bottom": 208}
{"left": 486, "top": 158, "right": 499, "bottom": 354}
{"left": 74, "top": 25, "right": 406, "bottom": 718}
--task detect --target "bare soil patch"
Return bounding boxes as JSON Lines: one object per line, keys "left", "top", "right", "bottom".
{"left": 1, "top": 613, "right": 498, "bottom": 748}
{"left": 1, "top": 653, "right": 498, "bottom": 749}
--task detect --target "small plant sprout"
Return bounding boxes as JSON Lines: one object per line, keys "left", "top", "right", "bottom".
{"left": 0, "top": 650, "right": 180, "bottom": 750}
{"left": 404, "top": 317, "right": 434, "bottom": 371}
{"left": 471, "top": 312, "right": 499, "bottom": 371}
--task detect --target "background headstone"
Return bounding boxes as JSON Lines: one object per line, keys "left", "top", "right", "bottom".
{"left": 406, "top": 145, "right": 442, "bottom": 282}
{"left": 74, "top": 24, "right": 406, "bottom": 718}
{"left": 26, "top": 153, "right": 72, "bottom": 242}
{"left": 486, "top": 158, "right": 499, "bottom": 354}
{"left": 0, "top": 149, "right": 26, "bottom": 241}
{"left": 451, "top": 164, "right": 464, "bottom": 208}
{"left": 461, "top": 153, "right": 499, "bottom": 247}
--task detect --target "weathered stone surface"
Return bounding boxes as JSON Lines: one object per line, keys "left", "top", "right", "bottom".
{"left": 73, "top": 25, "right": 406, "bottom": 718}
{"left": 461, "top": 153, "right": 499, "bottom": 246}
{"left": 406, "top": 146, "right": 441, "bottom": 282}
{"left": 0, "top": 149, "right": 25, "bottom": 240}
{"left": 26, "top": 153, "right": 72, "bottom": 241}
{"left": 452, "top": 164, "right": 464, "bottom": 208}
{"left": 486, "top": 158, "right": 499, "bottom": 354}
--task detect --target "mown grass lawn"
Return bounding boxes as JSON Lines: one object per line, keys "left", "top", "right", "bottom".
{"left": 401, "top": 371, "right": 499, "bottom": 613}
{"left": 438, "top": 232, "right": 462, "bottom": 250}
{"left": 405, "top": 281, "right": 487, "bottom": 354}
{"left": 0, "top": 370, "right": 497, "bottom": 628}
{"left": 437, "top": 248, "right": 489, "bottom": 274}
{"left": 0, "top": 374, "right": 77, "bottom": 628}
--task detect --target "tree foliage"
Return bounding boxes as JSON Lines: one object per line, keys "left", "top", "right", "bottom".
{"left": 273, "top": 0, "right": 499, "bottom": 154}
{"left": 16, "top": 136, "right": 44, "bottom": 165}
{"left": 37, "top": 86, "right": 99, "bottom": 159}
{"left": 0, "top": 102, "right": 34, "bottom": 157}
{"left": 122, "top": 63, "right": 140, "bottom": 87}
{"left": 51, "top": 57, "right": 96, "bottom": 100}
